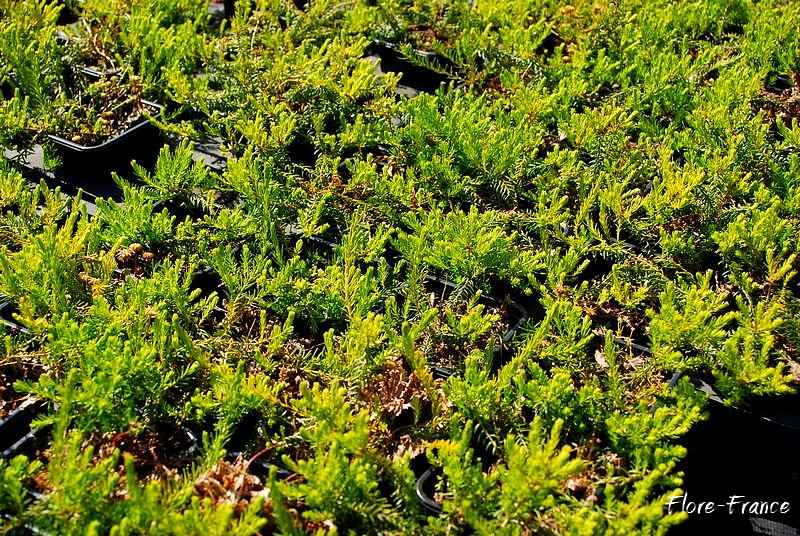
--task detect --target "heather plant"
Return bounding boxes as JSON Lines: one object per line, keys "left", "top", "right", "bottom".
{"left": 0, "top": 161, "right": 70, "bottom": 249}
{"left": 395, "top": 91, "right": 544, "bottom": 205}
{"left": 279, "top": 382, "right": 401, "bottom": 533}
{"left": 0, "top": 210, "right": 91, "bottom": 322}
{"left": 0, "top": 0, "right": 63, "bottom": 112}
{"left": 394, "top": 207, "right": 517, "bottom": 289}
{"left": 2, "top": 0, "right": 800, "bottom": 533}
{"left": 8, "top": 414, "right": 265, "bottom": 535}
{"left": 133, "top": 141, "right": 217, "bottom": 212}
{"left": 62, "top": 0, "right": 213, "bottom": 97}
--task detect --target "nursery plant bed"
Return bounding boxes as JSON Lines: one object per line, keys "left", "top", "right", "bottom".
{"left": 7, "top": 0, "right": 800, "bottom": 532}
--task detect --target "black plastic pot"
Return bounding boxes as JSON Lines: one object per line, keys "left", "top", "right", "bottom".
{"left": 226, "top": 451, "right": 293, "bottom": 481}
{"left": 47, "top": 105, "right": 163, "bottom": 176}
{"left": 0, "top": 399, "right": 49, "bottom": 459}
{"left": 173, "top": 426, "right": 200, "bottom": 456}
{"left": 0, "top": 299, "right": 31, "bottom": 335}
{"left": 415, "top": 465, "right": 443, "bottom": 515}
{"left": 669, "top": 372, "right": 800, "bottom": 534}
{"left": 284, "top": 223, "right": 340, "bottom": 259}
{"left": 286, "top": 135, "right": 320, "bottom": 168}
{"left": 2, "top": 146, "right": 101, "bottom": 213}
{"left": 367, "top": 40, "right": 454, "bottom": 94}
{"left": 47, "top": 69, "right": 164, "bottom": 180}
{"left": 224, "top": 0, "right": 236, "bottom": 17}
{"left": 415, "top": 456, "right": 489, "bottom": 524}
{"left": 54, "top": 0, "right": 79, "bottom": 25}
{"left": 669, "top": 371, "right": 800, "bottom": 435}
{"left": 764, "top": 71, "right": 795, "bottom": 94}
{"left": 0, "top": 79, "right": 14, "bottom": 100}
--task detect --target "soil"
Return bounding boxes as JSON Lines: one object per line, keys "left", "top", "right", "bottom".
{"left": 93, "top": 425, "right": 198, "bottom": 481}
{"left": 54, "top": 72, "right": 156, "bottom": 146}
{"left": 756, "top": 71, "right": 800, "bottom": 129}
{"left": 420, "top": 293, "right": 511, "bottom": 373}
{"left": 0, "top": 359, "right": 43, "bottom": 420}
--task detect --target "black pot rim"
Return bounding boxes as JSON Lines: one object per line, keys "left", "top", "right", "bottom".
{"left": 0, "top": 298, "right": 32, "bottom": 335}
{"left": 669, "top": 371, "right": 800, "bottom": 431}
{"left": 47, "top": 100, "right": 162, "bottom": 153}
{"left": 415, "top": 466, "right": 443, "bottom": 515}
{"left": 0, "top": 398, "right": 48, "bottom": 459}
{"left": 225, "top": 450, "right": 294, "bottom": 480}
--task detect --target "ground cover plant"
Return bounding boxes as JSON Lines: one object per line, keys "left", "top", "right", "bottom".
{"left": 1, "top": 0, "right": 800, "bottom": 534}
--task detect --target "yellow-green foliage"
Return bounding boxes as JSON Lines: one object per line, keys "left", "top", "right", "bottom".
{"left": 1, "top": 0, "right": 800, "bottom": 534}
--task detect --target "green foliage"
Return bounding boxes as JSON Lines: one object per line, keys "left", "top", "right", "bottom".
{"left": 0, "top": 0, "right": 63, "bottom": 111}
{"left": 91, "top": 182, "right": 178, "bottom": 248}
{"left": 281, "top": 382, "right": 400, "bottom": 533}
{"left": 3, "top": 0, "right": 800, "bottom": 533}
{"left": 428, "top": 417, "right": 586, "bottom": 533}
{"left": 23, "top": 311, "right": 200, "bottom": 432}
{"left": 190, "top": 360, "right": 284, "bottom": 431}
{"left": 0, "top": 455, "right": 44, "bottom": 528}
{"left": 395, "top": 207, "right": 517, "bottom": 287}
{"left": 134, "top": 141, "right": 215, "bottom": 208}
{"left": 0, "top": 211, "right": 91, "bottom": 322}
